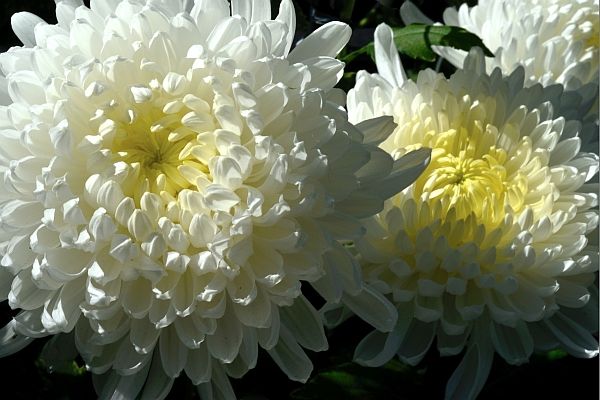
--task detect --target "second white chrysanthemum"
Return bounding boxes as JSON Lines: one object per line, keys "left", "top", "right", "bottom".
{"left": 344, "top": 23, "right": 599, "bottom": 400}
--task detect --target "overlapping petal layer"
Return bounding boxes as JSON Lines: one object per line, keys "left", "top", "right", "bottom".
{"left": 0, "top": 2, "right": 429, "bottom": 399}
{"left": 402, "top": 0, "right": 599, "bottom": 91}
{"left": 345, "top": 23, "right": 599, "bottom": 400}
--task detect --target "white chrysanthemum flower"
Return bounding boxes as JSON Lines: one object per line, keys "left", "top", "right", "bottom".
{"left": 0, "top": 3, "right": 429, "bottom": 399}
{"left": 343, "top": 24, "right": 599, "bottom": 400}
{"left": 402, "top": 0, "right": 599, "bottom": 91}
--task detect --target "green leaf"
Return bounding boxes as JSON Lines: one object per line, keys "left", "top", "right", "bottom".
{"left": 392, "top": 24, "right": 494, "bottom": 62}
{"left": 37, "top": 333, "right": 85, "bottom": 376}
{"left": 339, "top": 43, "right": 375, "bottom": 64}
{"left": 36, "top": 358, "right": 87, "bottom": 376}
{"left": 546, "top": 349, "right": 568, "bottom": 361}
{"left": 290, "top": 360, "right": 423, "bottom": 400}
{"left": 339, "top": 24, "right": 494, "bottom": 65}
{"left": 337, "top": 0, "right": 356, "bottom": 21}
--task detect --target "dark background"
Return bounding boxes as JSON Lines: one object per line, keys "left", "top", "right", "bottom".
{"left": 0, "top": 0, "right": 598, "bottom": 398}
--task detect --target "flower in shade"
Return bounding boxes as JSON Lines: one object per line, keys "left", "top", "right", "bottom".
{"left": 0, "top": 2, "right": 429, "bottom": 399}
{"left": 342, "top": 23, "right": 599, "bottom": 400}
{"left": 401, "top": 0, "right": 599, "bottom": 91}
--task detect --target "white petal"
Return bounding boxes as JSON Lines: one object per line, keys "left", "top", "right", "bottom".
{"left": 544, "top": 311, "right": 599, "bottom": 358}
{"left": 437, "top": 330, "right": 469, "bottom": 356}
{"left": 122, "top": 279, "right": 153, "bottom": 318}
{"left": 113, "top": 340, "right": 152, "bottom": 375}
{"left": 342, "top": 285, "right": 398, "bottom": 332}
{"left": 11, "top": 12, "right": 44, "bottom": 47}
{"left": 361, "top": 148, "right": 431, "bottom": 200}
{"left": 207, "top": 364, "right": 234, "bottom": 398}
{"left": 266, "top": 325, "right": 312, "bottom": 383}
{"left": 139, "top": 350, "right": 175, "bottom": 400}
{"left": 8, "top": 70, "right": 46, "bottom": 105}
{"left": 90, "top": 0, "right": 121, "bottom": 18}
{"left": 355, "top": 116, "right": 396, "bottom": 146}
{"left": 93, "top": 364, "right": 150, "bottom": 400}
{"left": 275, "top": 0, "right": 296, "bottom": 56}
{"left": 184, "top": 344, "right": 212, "bottom": 384}
{"left": 280, "top": 295, "right": 328, "bottom": 352}
{"left": 233, "top": 287, "right": 272, "bottom": 328}
{"left": 190, "top": 0, "right": 230, "bottom": 40}
{"left": 203, "top": 184, "right": 240, "bottom": 211}
{"left": 211, "top": 156, "right": 244, "bottom": 189}
{"left": 231, "top": 0, "right": 271, "bottom": 24}
{"left": 9, "top": 271, "right": 52, "bottom": 310}
{"left": 396, "top": 319, "right": 435, "bottom": 366}
{"left": 374, "top": 23, "right": 406, "bottom": 88}
{"left": 55, "top": 1, "right": 79, "bottom": 28}
{"left": 490, "top": 322, "right": 533, "bottom": 365}
{"left": 400, "top": 1, "right": 434, "bottom": 25}
{"left": 288, "top": 21, "right": 350, "bottom": 64}
{"left": 257, "top": 306, "right": 280, "bottom": 349}
{"left": 206, "top": 308, "right": 243, "bottom": 363}
{"left": 302, "top": 56, "right": 345, "bottom": 90}
{"left": 159, "top": 326, "right": 188, "bottom": 378}
{"left": 0, "top": 267, "right": 15, "bottom": 300}
{"left": 0, "top": 320, "right": 34, "bottom": 357}
{"left": 445, "top": 331, "right": 494, "bottom": 400}
{"left": 320, "top": 303, "right": 353, "bottom": 328}
{"left": 237, "top": 326, "right": 258, "bottom": 370}
{"left": 130, "top": 318, "right": 160, "bottom": 354}
{"left": 354, "top": 327, "right": 402, "bottom": 367}
{"left": 174, "top": 316, "right": 205, "bottom": 349}
{"left": 323, "top": 242, "right": 364, "bottom": 296}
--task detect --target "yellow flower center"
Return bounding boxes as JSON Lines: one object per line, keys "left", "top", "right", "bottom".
{"left": 417, "top": 145, "right": 510, "bottom": 219}
{"left": 101, "top": 84, "right": 216, "bottom": 201}
{"left": 110, "top": 108, "right": 205, "bottom": 195}
{"left": 581, "top": 18, "right": 599, "bottom": 49}
{"left": 383, "top": 100, "right": 537, "bottom": 230}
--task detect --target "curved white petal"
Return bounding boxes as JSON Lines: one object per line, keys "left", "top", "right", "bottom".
{"left": 266, "top": 325, "right": 313, "bottom": 383}
{"left": 342, "top": 285, "right": 398, "bottom": 333}
{"left": 11, "top": 12, "right": 45, "bottom": 47}
{"left": 399, "top": 1, "right": 434, "bottom": 25}
{"left": 280, "top": 295, "right": 328, "bottom": 352}
{"left": 288, "top": 21, "right": 351, "bottom": 64}
{"left": 445, "top": 331, "right": 494, "bottom": 400}
{"left": 374, "top": 23, "right": 407, "bottom": 88}
{"left": 490, "top": 322, "right": 533, "bottom": 365}
{"left": 231, "top": 0, "right": 271, "bottom": 25}
{"left": 139, "top": 351, "right": 175, "bottom": 400}
{"left": 0, "top": 320, "right": 34, "bottom": 357}
{"left": 275, "top": 0, "right": 296, "bottom": 56}
{"left": 544, "top": 311, "right": 599, "bottom": 358}
{"left": 354, "top": 327, "right": 402, "bottom": 367}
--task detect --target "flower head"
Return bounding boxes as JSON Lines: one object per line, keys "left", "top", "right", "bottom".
{"left": 345, "top": 23, "right": 599, "bottom": 400}
{"left": 0, "top": 2, "right": 429, "bottom": 398}
{"left": 403, "top": 0, "right": 599, "bottom": 91}
{"left": 400, "top": 0, "right": 599, "bottom": 153}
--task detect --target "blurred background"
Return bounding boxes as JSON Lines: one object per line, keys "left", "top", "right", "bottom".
{"left": 0, "top": 0, "right": 598, "bottom": 398}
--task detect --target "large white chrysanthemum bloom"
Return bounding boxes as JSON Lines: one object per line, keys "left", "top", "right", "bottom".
{"left": 0, "top": 2, "right": 430, "bottom": 399}
{"left": 343, "top": 23, "right": 599, "bottom": 400}
{"left": 402, "top": 0, "right": 599, "bottom": 91}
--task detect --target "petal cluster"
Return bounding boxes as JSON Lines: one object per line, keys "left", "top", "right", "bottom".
{"left": 346, "top": 24, "right": 599, "bottom": 400}
{"left": 437, "top": 0, "right": 599, "bottom": 91}
{"left": 0, "top": 2, "right": 428, "bottom": 398}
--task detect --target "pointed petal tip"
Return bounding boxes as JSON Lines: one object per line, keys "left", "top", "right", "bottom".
{"left": 11, "top": 12, "right": 45, "bottom": 47}
{"left": 400, "top": 1, "right": 435, "bottom": 25}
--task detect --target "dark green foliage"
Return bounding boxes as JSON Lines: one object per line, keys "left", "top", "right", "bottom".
{"left": 341, "top": 24, "right": 494, "bottom": 64}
